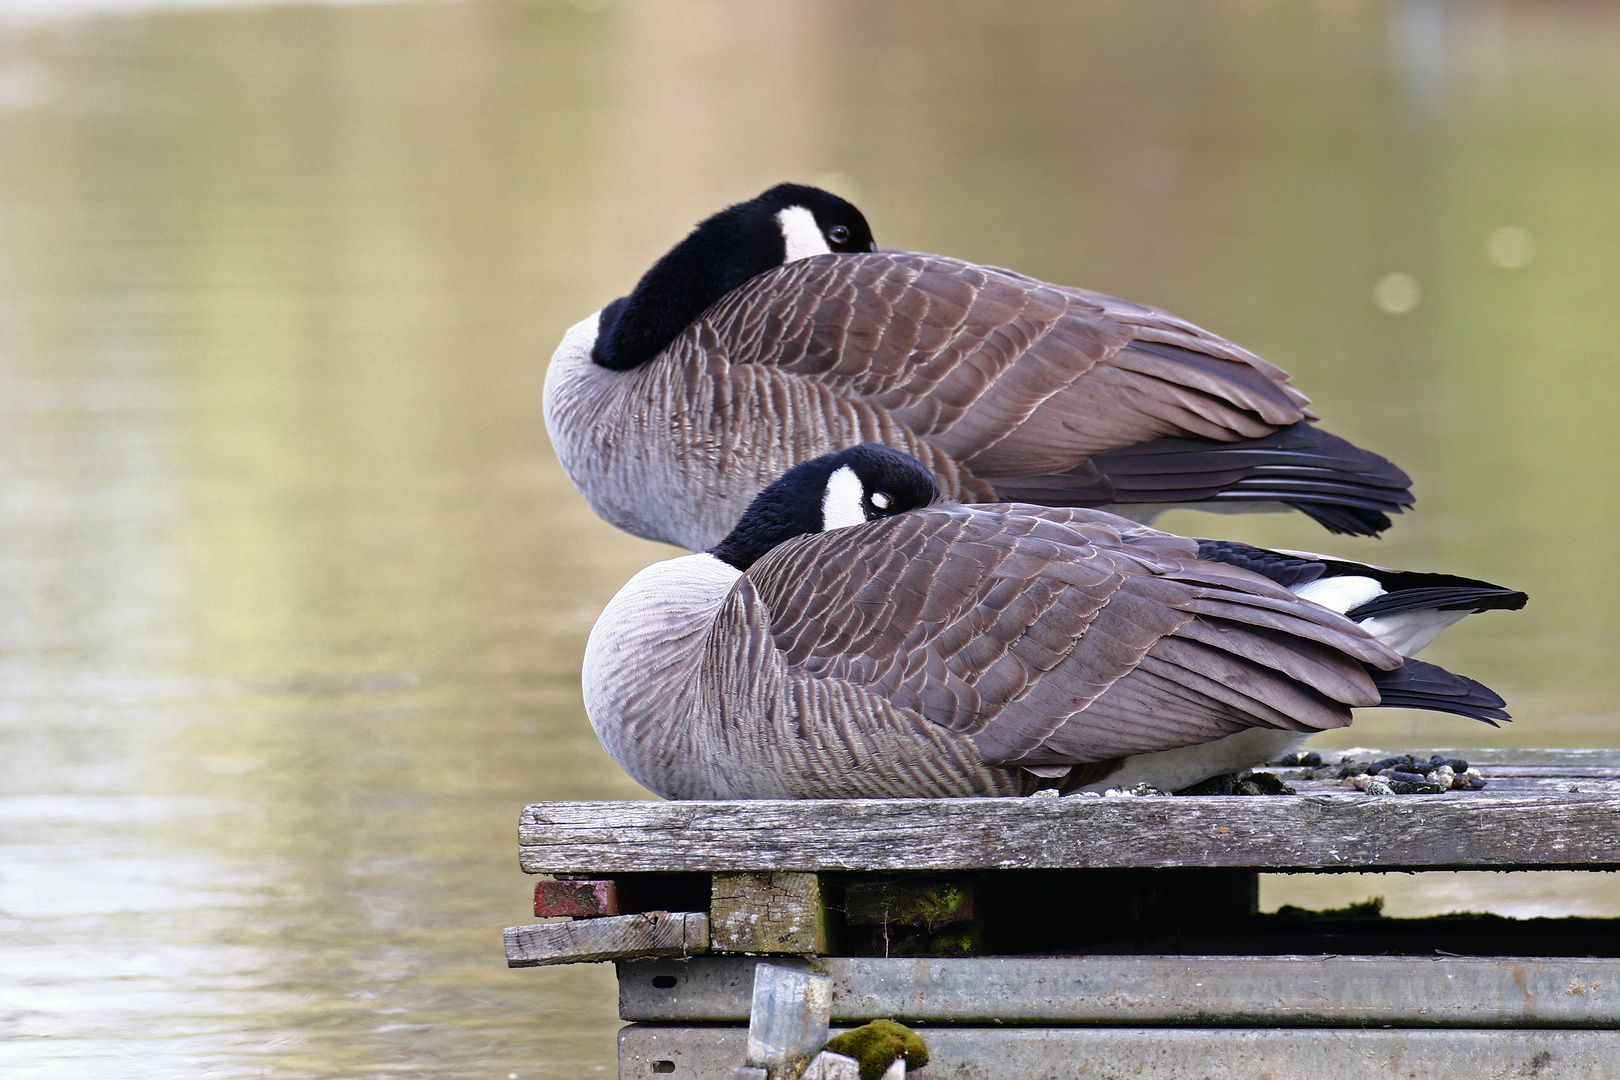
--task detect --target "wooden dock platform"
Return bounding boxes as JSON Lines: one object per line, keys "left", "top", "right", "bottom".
{"left": 505, "top": 749, "right": 1620, "bottom": 1079}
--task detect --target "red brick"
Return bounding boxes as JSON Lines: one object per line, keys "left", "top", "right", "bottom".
{"left": 534, "top": 878, "right": 621, "bottom": 918}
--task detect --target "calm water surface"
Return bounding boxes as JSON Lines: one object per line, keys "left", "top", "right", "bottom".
{"left": 3, "top": 1, "right": 1620, "bottom": 1075}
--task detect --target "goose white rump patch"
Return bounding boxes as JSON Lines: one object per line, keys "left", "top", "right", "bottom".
{"left": 1292, "top": 572, "right": 1458, "bottom": 656}
{"left": 1358, "top": 610, "right": 1469, "bottom": 657}
{"left": 777, "top": 206, "right": 833, "bottom": 262}
{"left": 1292, "top": 574, "right": 1383, "bottom": 614}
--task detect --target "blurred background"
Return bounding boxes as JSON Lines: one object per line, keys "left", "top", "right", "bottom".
{"left": 2, "top": 0, "right": 1618, "bottom": 1075}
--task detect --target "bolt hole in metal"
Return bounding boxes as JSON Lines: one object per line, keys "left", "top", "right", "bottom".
{"left": 653, "top": 975, "right": 679, "bottom": 989}
{"left": 652, "top": 1061, "right": 676, "bottom": 1074}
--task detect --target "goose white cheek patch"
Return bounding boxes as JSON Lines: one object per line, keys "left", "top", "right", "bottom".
{"left": 777, "top": 206, "right": 833, "bottom": 262}
{"left": 821, "top": 465, "right": 868, "bottom": 531}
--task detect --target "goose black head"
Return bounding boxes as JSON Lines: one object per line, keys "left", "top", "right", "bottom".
{"left": 710, "top": 443, "right": 941, "bottom": 571}
{"left": 591, "top": 183, "right": 876, "bottom": 372}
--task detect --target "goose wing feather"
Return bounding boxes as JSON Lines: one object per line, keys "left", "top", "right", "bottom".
{"left": 737, "top": 505, "right": 1397, "bottom": 767}
{"left": 687, "top": 251, "right": 1312, "bottom": 477}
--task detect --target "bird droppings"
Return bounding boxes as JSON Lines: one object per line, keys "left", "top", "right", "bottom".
{"left": 1104, "top": 783, "right": 1172, "bottom": 797}
{"left": 1331, "top": 754, "right": 1488, "bottom": 794}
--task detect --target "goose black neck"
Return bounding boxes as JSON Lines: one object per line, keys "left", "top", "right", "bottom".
{"left": 591, "top": 205, "right": 785, "bottom": 372}
{"left": 708, "top": 466, "right": 827, "bottom": 572}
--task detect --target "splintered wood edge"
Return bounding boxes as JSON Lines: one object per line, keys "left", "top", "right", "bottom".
{"left": 504, "top": 911, "right": 710, "bottom": 967}
{"left": 516, "top": 792, "right": 1620, "bottom": 873}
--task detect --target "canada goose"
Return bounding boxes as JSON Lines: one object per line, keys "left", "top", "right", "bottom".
{"left": 546, "top": 184, "right": 1415, "bottom": 553}
{"left": 582, "top": 445, "right": 1522, "bottom": 800}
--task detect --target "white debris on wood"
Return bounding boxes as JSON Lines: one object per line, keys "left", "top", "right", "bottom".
{"left": 802, "top": 1051, "right": 861, "bottom": 1080}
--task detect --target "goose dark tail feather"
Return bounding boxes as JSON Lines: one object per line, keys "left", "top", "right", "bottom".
{"left": 1372, "top": 657, "right": 1511, "bottom": 726}
{"left": 1293, "top": 502, "right": 1397, "bottom": 537}
{"left": 1192, "top": 539, "right": 1531, "bottom": 619}
{"left": 993, "top": 422, "right": 1416, "bottom": 537}
{"left": 1348, "top": 585, "right": 1528, "bottom": 620}
{"left": 1095, "top": 421, "right": 1415, "bottom": 537}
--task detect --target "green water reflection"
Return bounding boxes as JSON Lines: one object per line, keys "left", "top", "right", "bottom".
{"left": 1, "top": 1, "right": 1618, "bottom": 1075}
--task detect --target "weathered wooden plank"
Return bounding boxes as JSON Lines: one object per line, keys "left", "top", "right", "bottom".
{"left": 1432, "top": 766, "right": 1620, "bottom": 779}
{"left": 619, "top": 1025, "right": 1620, "bottom": 1080}
{"left": 1277, "top": 776, "right": 1620, "bottom": 797}
{"left": 1278, "top": 767, "right": 1620, "bottom": 783}
{"left": 1278, "top": 748, "right": 1620, "bottom": 770}
{"left": 503, "top": 911, "right": 708, "bottom": 967}
{"left": 519, "top": 793, "right": 1620, "bottom": 873}
{"left": 1353, "top": 748, "right": 1620, "bottom": 768}
{"left": 533, "top": 878, "right": 620, "bottom": 918}
{"left": 711, "top": 873, "right": 829, "bottom": 955}
{"left": 617, "top": 955, "right": 1620, "bottom": 1026}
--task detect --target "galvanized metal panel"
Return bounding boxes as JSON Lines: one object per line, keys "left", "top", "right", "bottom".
{"left": 519, "top": 791, "right": 1620, "bottom": 874}
{"left": 619, "top": 1025, "right": 1620, "bottom": 1080}
{"left": 618, "top": 954, "right": 1620, "bottom": 1027}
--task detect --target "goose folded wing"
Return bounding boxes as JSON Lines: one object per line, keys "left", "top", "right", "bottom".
{"left": 699, "top": 251, "right": 1312, "bottom": 476}
{"left": 739, "top": 506, "right": 1396, "bottom": 767}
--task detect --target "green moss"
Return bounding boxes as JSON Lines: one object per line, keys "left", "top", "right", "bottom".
{"left": 824, "top": 1019, "right": 929, "bottom": 1080}
{"left": 845, "top": 880, "right": 974, "bottom": 927}
{"left": 928, "top": 924, "right": 980, "bottom": 956}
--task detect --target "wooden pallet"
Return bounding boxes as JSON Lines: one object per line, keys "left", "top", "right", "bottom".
{"left": 504, "top": 749, "right": 1620, "bottom": 1079}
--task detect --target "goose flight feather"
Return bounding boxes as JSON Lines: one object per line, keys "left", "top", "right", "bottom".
{"left": 583, "top": 446, "right": 1517, "bottom": 800}
{"left": 547, "top": 185, "right": 1414, "bottom": 552}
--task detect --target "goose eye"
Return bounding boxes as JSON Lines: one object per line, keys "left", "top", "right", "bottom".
{"left": 870, "top": 491, "right": 892, "bottom": 510}
{"left": 828, "top": 225, "right": 851, "bottom": 244}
